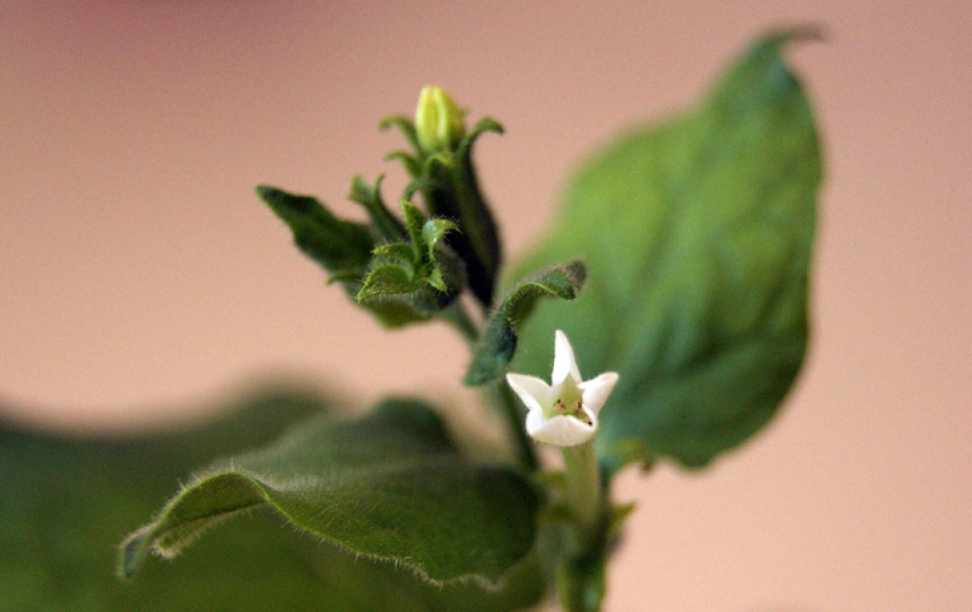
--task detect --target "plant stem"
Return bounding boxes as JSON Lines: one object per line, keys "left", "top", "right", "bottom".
{"left": 443, "top": 302, "right": 536, "bottom": 471}
{"left": 441, "top": 301, "right": 479, "bottom": 345}
{"left": 557, "top": 441, "right": 607, "bottom": 612}
{"left": 493, "top": 382, "right": 538, "bottom": 471}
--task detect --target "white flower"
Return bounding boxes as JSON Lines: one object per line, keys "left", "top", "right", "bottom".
{"left": 506, "top": 330, "right": 619, "bottom": 447}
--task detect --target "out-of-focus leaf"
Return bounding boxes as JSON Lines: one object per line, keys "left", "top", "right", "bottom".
{"left": 257, "top": 185, "right": 374, "bottom": 282}
{"left": 120, "top": 398, "right": 540, "bottom": 588}
{"left": 348, "top": 174, "right": 407, "bottom": 242}
{"left": 0, "top": 387, "right": 544, "bottom": 611}
{"left": 510, "top": 29, "right": 822, "bottom": 469}
{"left": 465, "top": 261, "right": 586, "bottom": 386}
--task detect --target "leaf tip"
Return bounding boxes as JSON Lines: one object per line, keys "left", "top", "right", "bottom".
{"left": 116, "top": 526, "right": 151, "bottom": 580}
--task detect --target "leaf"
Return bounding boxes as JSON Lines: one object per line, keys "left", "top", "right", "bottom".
{"left": 356, "top": 201, "right": 464, "bottom": 314}
{"left": 257, "top": 185, "right": 374, "bottom": 282}
{"left": 465, "top": 261, "right": 586, "bottom": 386}
{"left": 0, "top": 387, "right": 545, "bottom": 611}
{"left": 358, "top": 263, "right": 424, "bottom": 299}
{"left": 348, "top": 174, "right": 407, "bottom": 242}
{"left": 120, "top": 398, "right": 541, "bottom": 587}
{"left": 509, "top": 29, "right": 822, "bottom": 468}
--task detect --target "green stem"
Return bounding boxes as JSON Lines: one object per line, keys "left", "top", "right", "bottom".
{"left": 443, "top": 302, "right": 536, "bottom": 471}
{"left": 561, "top": 442, "right": 602, "bottom": 535}
{"left": 441, "top": 302, "right": 479, "bottom": 345}
{"left": 494, "top": 382, "right": 538, "bottom": 472}
{"left": 557, "top": 441, "right": 607, "bottom": 612}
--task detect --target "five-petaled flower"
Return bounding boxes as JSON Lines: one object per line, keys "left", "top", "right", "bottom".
{"left": 506, "top": 330, "right": 619, "bottom": 447}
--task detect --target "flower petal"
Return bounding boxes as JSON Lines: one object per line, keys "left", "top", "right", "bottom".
{"left": 552, "top": 330, "right": 582, "bottom": 387}
{"left": 578, "top": 372, "right": 619, "bottom": 415}
{"left": 506, "top": 373, "right": 552, "bottom": 414}
{"left": 526, "top": 412, "right": 597, "bottom": 447}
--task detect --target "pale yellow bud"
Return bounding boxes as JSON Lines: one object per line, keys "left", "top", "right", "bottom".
{"left": 415, "top": 86, "right": 466, "bottom": 154}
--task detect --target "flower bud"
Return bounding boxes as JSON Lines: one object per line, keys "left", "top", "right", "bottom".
{"left": 415, "top": 86, "right": 466, "bottom": 154}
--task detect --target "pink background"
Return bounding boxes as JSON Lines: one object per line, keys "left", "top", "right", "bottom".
{"left": 2, "top": 2, "right": 969, "bottom": 610}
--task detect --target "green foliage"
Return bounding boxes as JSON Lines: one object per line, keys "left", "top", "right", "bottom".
{"left": 120, "top": 398, "right": 541, "bottom": 588}
{"left": 0, "top": 388, "right": 543, "bottom": 611}
{"left": 465, "top": 261, "right": 587, "bottom": 386}
{"left": 257, "top": 185, "right": 374, "bottom": 283}
{"left": 348, "top": 174, "right": 407, "bottom": 242}
{"left": 509, "top": 29, "right": 822, "bottom": 469}
{"left": 356, "top": 201, "right": 464, "bottom": 315}
{"left": 387, "top": 114, "right": 506, "bottom": 307}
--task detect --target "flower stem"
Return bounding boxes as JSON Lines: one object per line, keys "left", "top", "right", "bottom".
{"left": 557, "top": 441, "right": 607, "bottom": 612}
{"left": 561, "top": 442, "right": 602, "bottom": 534}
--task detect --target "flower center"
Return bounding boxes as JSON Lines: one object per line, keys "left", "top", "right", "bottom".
{"left": 550, "top": 397, "right": 591, "bottom": 425}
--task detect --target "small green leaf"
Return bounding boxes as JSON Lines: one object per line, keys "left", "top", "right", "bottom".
{"left": 457, "top": 118, "right": 505, "bottom": 159}
{"left": 120, "top": 398, "right": 540, "bottom": 587}
{"left": 510, "top": 29, "right": 822, "bottom": 468}
{"left": 383, "top": 150, "right": 422, "bottom": 178}
{"left": 379, "top": 115, "right": 421, "bottom": 156}
{"left": 355, "top": 201, "right": 464, "bottom": 315}
{"left": 257, "top": 185, "right": 374, "bottom": 281}
{"left": 371, "top": 241, "right": 416, "bottom": 265}
{"left": 423, "top": 218, "right": 459, "bottom": 254}
{"left": 348, "top": 174, "right": 407, "bottom": 242}
{"left": 357, "top": 264, "right": 422, "bottom": 301}
{"left": 400, "top": 199, "right": 429, "bottom": 255}
{"left": 465, "top": 261, "right": 586, "bottom": 386}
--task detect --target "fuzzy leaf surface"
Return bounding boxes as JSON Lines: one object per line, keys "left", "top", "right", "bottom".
{"left": 0, "top": 388, "right": 544, "bottom": 611}
{"left": 120, "top": 398, "right": 540, "bottom": 587}
{"left": 509, "top": 30, "right": 822, "bottom": 468}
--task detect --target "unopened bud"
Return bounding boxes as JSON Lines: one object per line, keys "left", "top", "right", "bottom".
{"left": 415, "top": 86, "right": 465, "bottom": 154}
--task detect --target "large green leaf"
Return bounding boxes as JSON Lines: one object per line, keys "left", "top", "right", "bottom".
{"left": 510, "top": 29, "right": 822, "bottom": 469}
{"left": 120, "top": 398, "right": 540, "bottom": 588}
{"left": 0, "top": 388, "right": 544, "bottom": 611}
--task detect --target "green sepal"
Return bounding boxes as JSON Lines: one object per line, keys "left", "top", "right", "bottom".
{"left": 348, "top": 174, "right": 407, "bottom": 242}
{"left": 371, "top": 242, "right": 417, "bottom": 266}
{"left": 118, "top": 398, "right": 541, "bottom": 588}
{"left": 385, "top": 103, "right": 505, "bottom": 309}
{"left": 356, "top": 264, "right": 423, "bottom": 300}
{"left": 465, "top": 261, "right": 586, "bottom": 386}
{"left": 422, "top": 119, "right": 505, "bottom": 308}
{"left": 401, "top": 199, "right": 429, "bottom": 256}
{"left": 256, "top": 185, "right": 374, "bottom": 284}
{"left": 458, "top": 118, "right": 505, "bottom": 158}
{"left": 423, "top": 217, "right": 459, "bottom": 254}
{"left": 379, "top": 115, "right": 421, "bottom": 156}
{"left": 356, "top": 201, "right": 465, "bottom": 316}
{"left": 383, "top": 150, "right": 422, "bottom": 178}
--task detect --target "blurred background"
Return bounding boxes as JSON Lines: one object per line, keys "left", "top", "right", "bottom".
{"left": 1, "top": 2, "right": 969, "bottom": 611}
